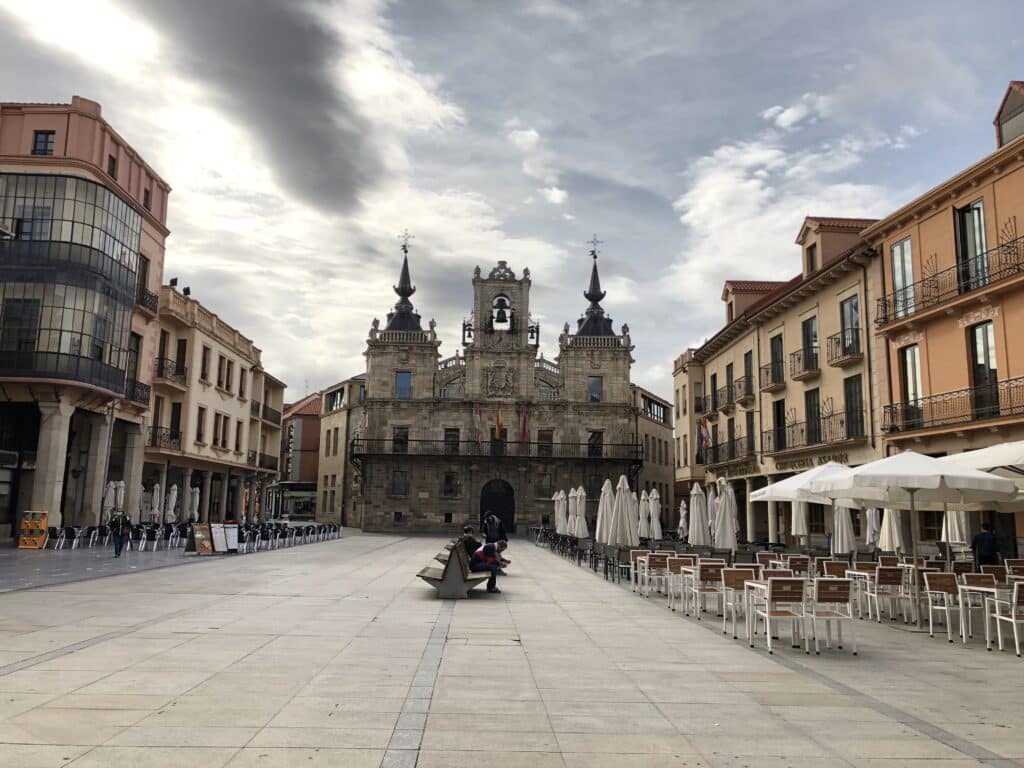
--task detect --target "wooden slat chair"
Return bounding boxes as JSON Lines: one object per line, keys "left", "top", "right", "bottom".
{"left": 878, "top": 555, "right": 899, "bottom": 567}
{"left": 962, "top": 572, "right": 998, "bottom": 639}
{"left": 902, "top": 556, "right": 927, "bottom": 567}
{"left": 988, "top": 583, "right": 1024, "bottom": 656}
{"left": 866, "top": 567, "right": 913, "bottom": 623}
{"left": 823, "top": 560, "right": 849, "bottom": 578}
{"left": 721, "top": 568, "right": 756, "bottom": 639}
{"left": 417, "top": 541, "right": 489, "bottom": 599}
{"left": 756, "top": 551, "right": 777, "bottom": 569}
{"left": 805, "top": 578, "right": 857, "bottom": 655}
{"left": 666, "top": 557, "right": 690, "bottom": 612}
{"left": 642, "top": 553, "right": 671, "bottom": 597}
{"left": 786, "top": 555, "right": 811, "bottom": 577}
{"left": 982, "top": 565, "right": 1008, "bottom": 585}
{"left": 628, "top": 549, "right": 651, "bottom": 591}
{"left": 754, "top": 578, "right": 806, "bottom": 655}
{"left": 952, "top": 560, "right": 975, "bottom": 579}
{"left": 923, "top": 572, "right": 961, "bottom": 642}
{"left": 689, "top": 562, "right": 724, "bottom": 620}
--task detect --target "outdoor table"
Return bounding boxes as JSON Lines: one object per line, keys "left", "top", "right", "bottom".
{"left": 845, "top": 569, "right": 873, "bottom": 619}
{"left": 957, "top": 583, "right": 1011, "bottom": 646}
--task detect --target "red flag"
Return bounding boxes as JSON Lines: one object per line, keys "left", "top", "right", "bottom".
{"left": 473, "top": 404, "right": 482, "bottom": 445}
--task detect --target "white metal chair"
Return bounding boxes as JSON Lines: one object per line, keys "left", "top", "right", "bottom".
{"left": 923, "top": 572, "right": 960, "bottom": 643}
{"left": 988, "top": 582, "right": 1024, "bottom": 656}
{"left": 642, "top": 553, "right": 670, "bottom": 597}
{"left": 754, "top": 577, "right": 806, "bottom": 655}
{"left": 721, "top": 567, "right": 756, "bottom": 639}
{"left": 805, "top": 578, "right": 857, "bottom": 655}
{"left": 689, "top": 562, "right": 724, "bottom": 620}
{"left": 866, "top": 567, "right": 913, "bottom": 623}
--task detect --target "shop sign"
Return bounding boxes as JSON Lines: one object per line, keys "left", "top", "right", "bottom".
{"left": 775, "top": 452, "right": 848, "bottom": 472}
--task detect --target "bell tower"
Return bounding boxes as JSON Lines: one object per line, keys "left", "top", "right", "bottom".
{"left": 462, "top": 261, "right": 540, "bottom": 400}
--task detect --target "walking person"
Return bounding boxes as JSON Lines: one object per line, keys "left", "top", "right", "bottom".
{"left": 470, "top": 540, "right": 508, "bottom": 594}
{"left": 109, "top": 510, "right": 130, "bottom": 557}
{"left": 971, "top": 522, "right": 1000, "bottom": 566}
{"left": 483, "top": 512, "right": 507, "bottom": 544}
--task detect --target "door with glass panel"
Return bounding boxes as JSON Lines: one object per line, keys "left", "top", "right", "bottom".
{"left": 899, "top": 345, "right": 923, "bottom": 429}
{"left": 801, "top": 316, "right": 818, "bottom": 371}
{"left": 956, "top": 200, "right": 988, "bottom": 293}
{"left": 804, "top": 388, "right": 821, "bottom": 445}
{"left": 840, "top": 295, "right": 860, "bottom": 356}
{"left": 970, "top": 321, "right": 999, "bottom": 419}
{"left": 891, "top": 238, "right": 914, "bottom": 317}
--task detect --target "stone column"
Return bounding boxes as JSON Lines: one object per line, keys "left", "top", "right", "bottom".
{"left": 200, "top": 470, "right": 212, "bottom": 522}
{"left": 765, "top": 477, "right": 778, "bottom": 544}
{"left": 245, "top": 477, "right": 256, "bottom": 521}
{"left": 745, "top": 477, "right": 755, "bottom": 544}
{"left": 233, "top": 474, "right": 244, "bottom": 520}
{"left": 30, "top": 398, "right": 75, "bottom": 526}
{"left": 122, "top": 423, "right": 145, "bottom": 524}
{"left": 82, "top": 409, "right": 113, "bottom": 526}
{"left": 181, "top": 467, "right": 194, "bottom": 521}
{"left": 219, "top": 470, "right": 230, "bottom": 522}
{"left": 157, "top": 462, "right": 168, "bottom": 523}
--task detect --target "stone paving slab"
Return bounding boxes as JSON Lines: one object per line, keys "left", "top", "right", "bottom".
{"left": 0, "top": 534, "right": 1021, "bottom": 767}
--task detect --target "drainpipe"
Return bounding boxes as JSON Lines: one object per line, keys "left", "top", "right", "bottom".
{"left": 860, "top": 254, "right": 877, "bottom": 451}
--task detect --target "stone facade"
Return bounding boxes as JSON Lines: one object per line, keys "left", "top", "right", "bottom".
{"left": 347, "top": 247, "right": 645, "bottom": 534}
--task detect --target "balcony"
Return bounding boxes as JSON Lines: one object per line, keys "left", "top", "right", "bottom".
{"left": 759, "top": 361, "right": 785, "bottom": 393}
{"left": 733, "top": 375, "right": 755, "bottom": 405}
{"left": 125, "top": 379, "right": 151, "bottom": 406}
{"left": 250, "top": 400, "right": 262, "bottom": 418}
{"left": 350, "top": 438, "right": 644, "bottom": 461}
{"left": 262, "top": 403, "right": 282, "bottom": 426}
{"left": 149, "top": 426, "right": 182, "bottom": 451}
{"left": 716, "top": 384, "right": 735, "bottom": 413}
{"left": 153, "top": 357, "right": 187, "bottom": 387}
{"left": 258, "top": 452, "right": 279, "bottom": 471}
{"left": 702, "top": 394, "right": 720, "bottom": 419}
{"left": 705, "top": 434, "right": 755, "bottom": 467}
{"left": 135, "top": 285, "right": 158, "bottom": 315}
{"left": 827, "top": 329, "right": 863, "bottom": 367}
{"left": 883, "top": 376, "right": 1024, "bottom": 434}
{"left": 875, "top": 233, "right": 1024, "bottom": 327}
{"left": 247, "top": 449, "right": 257, "bottom": 467}
{"left": 789, "top": 347, "right": 820, "bottom": 381}
{"left": 762, "top": 409, "right": 865, "bottom": 454}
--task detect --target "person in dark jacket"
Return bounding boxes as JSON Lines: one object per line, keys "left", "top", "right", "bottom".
{"left": 459, "top": 526, "right": 481, "bottom": 560}
{"left": 971, "top": 522, "right": 1000, "bottom": 566}
{"left": 108, "top": 511, "right": 130, "bottom": 557}
{"left": 470, "top": 540, "right": 508, "bottom": 593}
{"left": 483, "top": 512, "right": 507, "bottom": 543}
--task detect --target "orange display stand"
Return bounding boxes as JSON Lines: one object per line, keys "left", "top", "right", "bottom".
{"left": 18, "top": 511, "right": 48, "bottom": 549}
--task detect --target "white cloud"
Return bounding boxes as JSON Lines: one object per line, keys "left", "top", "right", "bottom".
{"left": 507, "top": 124, "right": 568, "bottom": 204}
{"left": 542, "top": 186, "right": 568, "bottom": 204}
{"left": 760, "top": 92, "right": 831, "bottom": 130}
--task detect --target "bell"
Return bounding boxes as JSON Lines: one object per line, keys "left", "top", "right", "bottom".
{"left": 495, "top": 308, "right": 508, "bottom": 323}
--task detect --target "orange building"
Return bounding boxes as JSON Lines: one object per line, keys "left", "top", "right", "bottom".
{"left": 866, "top": 81, "right": 1024, "bottom": 556}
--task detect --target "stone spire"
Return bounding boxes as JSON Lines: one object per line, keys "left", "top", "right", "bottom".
{"left": 385, "top": 231, "right": 423, "bottom": 332}
{"left": 577, "top": 235, "right": 615, "bottom": 337}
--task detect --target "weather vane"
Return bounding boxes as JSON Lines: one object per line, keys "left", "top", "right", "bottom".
{"left": 398, "top": 229, "right": 415, "bottom": 253}
{"left": 587, "top": 233, "right": 603, "bottom": 259}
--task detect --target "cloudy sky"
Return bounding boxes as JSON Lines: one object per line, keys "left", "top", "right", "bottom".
{"left": 2, "top": 1, "right": 1022, "bottom": 400}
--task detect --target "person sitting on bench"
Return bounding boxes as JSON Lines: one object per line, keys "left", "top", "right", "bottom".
{"left": 459, "top": 526, "right": 482, "bottom": 560}
{"left": 471, "top": 540, "right": 508, "bottom": 594}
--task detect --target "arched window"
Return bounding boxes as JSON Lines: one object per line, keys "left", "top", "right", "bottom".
{"left": 492, "top": 294, "right": 512, "bottom": 331}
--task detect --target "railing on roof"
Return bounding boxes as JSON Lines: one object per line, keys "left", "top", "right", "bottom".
{"left": 377, "top": 330, "right": 431, "bottom": 343}
{"left": 351, "top": 438, "right": 643, "bottom": 461}
{"left": 438, "top": 354, "right": 465, "bottom": 371}
{"left": 566, "top": 335, "right": 625, "bottom": 348}
{"left": 535, "top": 357, "right": 560, "bottom": 375}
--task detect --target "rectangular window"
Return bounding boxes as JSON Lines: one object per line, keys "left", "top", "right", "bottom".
{"left": 711, "top": 423, "right": 719, "bottom": 462}
{"left": 809, "top": 504, "right": 826, "bottom": 534}
{"left": 536, "top": 428, "right": 553, "bottom": 457}
{"left": 330, "top": 474, "right": 336, "bottom": 486}
{"left": 0, "top": 299, "right": 40, "bottom": 352}
{"left": 746, "top": 410, "right": 755, "bottom": 453}
{"left": 920, "top": 510, "right": 942, "bottom": 541}
{"left": 216, "top": 355, "right": 226, "bottom": 388}
{"left": 394, "top": 371, "right": 412, "bottom": 399}
{"left": 769, "top": 333, "right": 784, "bottom": 384}
{"left": 391, "top": 470, "right": 409, "bottom": 497}
{"left": 900, "top": 344, "right": 923, "bottom": 428}
{"left": 32, "top": 130, "right": 55, "bottom": 156}
{"left": 840, "top": 295, "right": 860, "bottom": 356}
{"left": 955, "top": 199, "right": 988, "bottom": 293}
{"left": 587, "top": 430, "right": 604, "bottom": 458}
{"left": 153, "top": 395, "right": 164, "bottom": 429}
{"left": 709, "top": 372, "right": 718, "bottom": 409}
{"left": 490, "top": 426, "right": 507, "bottom": 457}
{"left": 442, "top": 472, "right": 459, "bottom": 498}
{"left": 212, "top": 412, "right": 221, "bottom": 446}
{"left": 444, "top": 427, "right": 460, "bottom": 456}
{"left": 772, "top": 398, "right": 786, "bottom": 451}
{"left": 587, "top": 376, "right": 603, "bottom": 403}
{"left": 235, "top": 420, "right": 243, "bottom": 452}
{"left": 200, "top": 346, "right": 211, "bottom": 381}
{"left": 970, "top": 321, "right": 999, "bottom": 419}
{"left": 392, "top": 425, "right": 409, "bottom": 454}
{"left": 333, "top": 427, "right": 340, "bottom": 456}
{"left": 806, "top": 243, "right": 817, "bottom": 272}
{"left": 107, "top": 154, "right": 117, "bottom": 179}
{"left": 726, "top": 417, "right": 735, "bottom": 459}
{"left": 225, "top": 360, "right": 234, "bottom": 393}
{"left": 196, "top": 406, "right": 206, "bottom": 442}
{"left": 743, "top": 349, "right": 753, "bottom": 381}
{"left": 239, "top": 369, "right": 247, "bottom": 399}
{"left": 801, "top": 316, "right": 819, "bottom": 369}
{"left": 725, "top": 362, "right": 733, "bottom": 398}
{"left": 891, "top": 237, "right": 914, "bottom": 317}
{"left": 844, "top": 374, "right": 864, "bottom": 438}
{"left": 359, "top": 384, "right": 367, "bottom": 401}
{"left": 329, "top": 490, "right": 335, "bottom": 513}
{"left": 804, "top": 388, "right": 821, "bottom": 444}
{"left": 221, "top": 415, "right": 230, "bottom": 448}
{"left": 143, "top": 188, "right": 152, "bottom": 211}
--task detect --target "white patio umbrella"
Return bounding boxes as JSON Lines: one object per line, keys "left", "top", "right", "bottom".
{"left": 190, "top": 486, "right": 201, "bottom": 522}
{"left": 165, "top": 484, "right": 178, "bottom": 524}
{"left": 150, "top": 481, "right": 160, "bottom": 524}
{"left": 939, "top": 506, "right": 970, "bottom": 545}
{"left": 831, "top": 505, "right": 857, "bottom": 555}
{"left": 595, "top": 479, "right": 614, "bottom": 544}
{"left": 638, "top": 490, "right": 651, "bottom": 540}
{"left": 791, "top": 502, "right": 810, "bottom": 540}
{"left": 609, "top": 475, "right": 632, "bottom": 547}
{"left": 115, "top": 480, "right": 125, "bottom": 512}
{"left": 629, "top": 490, "right": 641, "bottom": 547}
{"left": 102, "top": 481, "right": 116, "bottom": 523}
{"left": 576, "top": 486, "right": 589, "bottom": 538}
{"left": 677, "top": 498, "right": 688, "bottom": 539}
{"left": 551, "top": 491, "right": 560, "bottom": 532}
{"left": 713, "top": 479, "right": 739, "bottom": 553}
{"left": 750, "top": 462, "right": 857, "bottom": 507}
{"left": 649, "top": 488, "right": 663, "bottom": 540}
{"left": 878, "top": 508, "right": 906, "bottom": 553}
{"left": 864, "top": 508, "right": 882, "bottom": 550}
{"left": 706, "top": 483, "right": 719, "bottom": 540}
{"left": 810, "top": 451, "right": 1016, "bottom": 557}
{"left": 687, "top": 482, "right": 711, "bottom": 547}
{"left": 940, "top": 440, "right": 1024, "bottom": 488}
{"left": 555, "top": 490, "right": 567, "bottom": 534}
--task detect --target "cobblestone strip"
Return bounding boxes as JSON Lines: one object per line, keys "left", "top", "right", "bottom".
{"left": 379, "top": 599, "right": 454, "bottom": 768}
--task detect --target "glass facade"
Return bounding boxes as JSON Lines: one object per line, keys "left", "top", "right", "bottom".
{"left": 0, "top": 173, "right": 142, "bottom": 393}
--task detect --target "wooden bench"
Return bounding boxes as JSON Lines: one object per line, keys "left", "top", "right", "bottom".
{"left": 418, "top": 540, "right": 490, "bottom": 598}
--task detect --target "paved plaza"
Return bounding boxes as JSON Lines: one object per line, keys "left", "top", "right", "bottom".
{"left": 0, "top": 534, "right": 1021, "bottom": 768}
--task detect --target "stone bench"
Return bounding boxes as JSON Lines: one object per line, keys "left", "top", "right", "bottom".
{"left": 418, "top": 540, "right": 489, "bottom": 599}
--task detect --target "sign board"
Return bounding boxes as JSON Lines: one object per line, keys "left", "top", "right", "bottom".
{"left": 223, "top": 523, "right": 239, "bottom": 552}
{"left": 209, "top": 523, "right": 228, "bottom": 553}
{"left": 18, "top": 510, "right": 48, "bottom": 549}
{"left": 193, "top": 523, "right": 214, "bottom": 555}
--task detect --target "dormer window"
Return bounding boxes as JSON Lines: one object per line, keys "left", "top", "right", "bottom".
{"left": 996, "top": 81, "right": 1024, "bottom": 148}
{"left": 726, "top": 301, "right": 734, "bottom": 322}
{"left": 492, "top": 294, "right": 512, "bottom": 331}
{"left": 806, "top": 243, "right": 818, "bottom": 273}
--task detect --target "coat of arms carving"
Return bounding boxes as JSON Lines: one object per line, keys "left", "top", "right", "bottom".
{"left": 484, "top": 361, "right": 515, "bottom": 396}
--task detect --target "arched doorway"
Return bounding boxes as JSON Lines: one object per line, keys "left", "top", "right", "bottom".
{"left": 480, "top": 479, "right": 515, "bottom": 534}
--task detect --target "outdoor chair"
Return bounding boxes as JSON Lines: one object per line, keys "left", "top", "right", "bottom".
{"left": 878, "top": 555, "right": 899, "bottom": 567}
{"left": 1004, "top": 558, "right": 1024, "bottom": 575}
{"left": 756, "top": 551, "right": 779, "bottom": 569}
{"left": 754, "top": 577, "right": 806, "bottom": 654}
{"left": 962, "top": 573, "right": 998, "bottom": 639}
{"left": 805, "top": 578, "right": 857, "bottom": 655}
{"left": 866, "top": 567, "right": 913, "bottom": 623}
{"left": 988, "top": 583, "right": 1024, "bottom": 656}
{"left": 642, "top": 553, "right": 671, "bottom": 596}
{"left": 721, "top": 567, "right": 756, "bottom": 639}
{"left": 689, "top": 562, "right": 724, "bottom": 619}
{"left": 923, "top": 572, "right": 961, "bottom": 642}
{"left": 952, "top": 560, "right": 974, "bottom": 579}
{"left": 144, "top": 526, "right": 160, "bottom": 551}
{"left": 97, "top": 524, "right": 111, "bottom": 547}
{"left": 786, "top": 555, "right": 811, "bottom": 576}
{"left": 666, "top": 557, "right": 690, "bottom": 612}
{"left": 902, "top": 556, "right": 927, "bottom": 567}
{"left": 823, "top": 560, "right": 850, "bottom": 578}
{"left": 62, "top": 526, "right": 81, "bottom": 550}
{"left": 628, "top": 549, "right": 651, "bottom": 592}
{"left": 710, "top": 548, "right": 733, "bottom": 565}
{"left": 982, "top": 565, "right": 1008, "bottom": 585}
{"left": 84, "top": 526, "right": 98, "bottom": 548}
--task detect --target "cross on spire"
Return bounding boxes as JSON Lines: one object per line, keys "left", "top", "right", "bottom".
{"left": 398, "top": 229, "right": 415, "bottom": 254}
{"left": 587, "top": 233, "right": 603, "bottom": 258}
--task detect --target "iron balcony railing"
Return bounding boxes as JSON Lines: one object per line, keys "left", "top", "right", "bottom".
{"left": 759, "top": 360, "right": 785, "bottom": 391}
{"left": 716, "top": 384, "right": 735, "bottom": 410}
{"left": 125, "top": 379, "right": 151, "bottom": 405}
{"left": 350, "top": 438, "right": 643, "bottom": 461}
{"left": 789, "top": 347, "right": 820, "bottom": 379}
{"left": 827, "top": 328, "right": 862, "bottom": 365}
{"left": 149, "top": 426, "right": 182, "bottom": 451}
{"left": 876, "top": 233, "right": 1024, "bottom": 326}
{"left": 154, "top": 357, "right": 187, "bottom": 385}
{"left": 883, "top": 376, "right": 1024, "bottom": 433}
{"left": 762, "top": 409, "right": 865, "bottom": 453}
{"left": 246, "top": 449, "right": 257, "bottom": 466}
{"left": 733, "top": 375, "right": 755, "bottom": 403}
{"left": 705, "top": 434, "right": 754, "bottom": 466}
{"left": 258, "top": 452, "right": 279, "bottom": 470}
{"left": 135, "top": 285, "right": 158, "bottom": 313}
{"left": 262, "top": 403, "right": 282, "bottom": 425}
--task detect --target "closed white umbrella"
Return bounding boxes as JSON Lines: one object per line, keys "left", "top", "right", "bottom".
{"left": 556, "top": 490, "right": 568, "bottom": 534}
{"left": 165, "top": 484, "right": 178, "bottom": 524}
{"left": 638, "top": 490, "right": 651, "bottom": 540}
{"left": 190, "top": 486, "right": 201, "bottom": 522}
{"left": 865, "top": 507, "right": 882, "bottom": 549}
{"left": 609, "top": 476, "right": 631, "bottom": 547}
{"left": 628, "top": 490, "right": 641, "bottom": 548}
{"left": 151, "top": 481, "right": 161, "bottom": 525}
{"left": 706, "top": 484, "right": 719, "bottom": 539}
{"left": 595, "top": 479, "right": 614, "bottom": 544}
{"left": 713, "top": 480, "right": 739, "bottom": 553}
{"left": 831, "top": 505, "right": 856, "bottom": 555}
{"left": 688, "top": 482, "right": 711, "bottom": 547}
{"left": 878, "top": 508, "right": 906, "bottom": 553}
{"left": 649, "top": 488, "right": 663, "bottom": 540}
{"left": 102, "top": 481, "right": 116, "bottom": 523}
{"left": 576, "top": 486, "right": 589, "bottom": 538}
{"left": 115, "top": 480, "right": 125, "bottom": 511}
{"left": 551, "top": 492, "right": 560, "bottom": 532}
{"left": 940, "top": 506, "right": 970, "bottom": 545}
{"left": 677, "top": 498, "right": 688, "bottom": 539}
{"left": 791, "top": 502, "right": 810, "bottom": 539}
